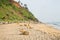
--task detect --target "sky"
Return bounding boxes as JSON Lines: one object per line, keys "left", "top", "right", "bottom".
{"left": 15, "top": 0, "right": 60, "bottom": 23}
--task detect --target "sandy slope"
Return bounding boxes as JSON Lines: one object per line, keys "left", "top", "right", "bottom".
{"left": 0, "top": 22, "right": 60, "bottom": 40}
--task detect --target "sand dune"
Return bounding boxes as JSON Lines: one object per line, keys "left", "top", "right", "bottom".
{"left": 0, "top": 22, "right": 60, "bottom": 40}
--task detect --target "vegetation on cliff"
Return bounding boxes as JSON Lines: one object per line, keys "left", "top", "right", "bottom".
{"left": 0, "top": 0, "right": 38, "bottom": 22}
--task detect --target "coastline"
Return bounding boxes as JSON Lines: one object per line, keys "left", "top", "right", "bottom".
{"left": 46, "top": 23, "right": 60, "bottom": 30}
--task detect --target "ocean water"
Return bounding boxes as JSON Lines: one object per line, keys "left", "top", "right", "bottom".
{"left": 47, "top": 22, "right": 60, "bottom": 30}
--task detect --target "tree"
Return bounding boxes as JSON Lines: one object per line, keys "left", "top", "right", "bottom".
{"left": 18, "top": 0, "right": 20, "bottom": 3}
{"left": 24, "top": 4, "right": 27, "bottom": 7}
{"left": 24, "top": 4, "right": 28, "bottom": 9}
{"left": 21, "top": 3, "right": 23, "bottom": 5}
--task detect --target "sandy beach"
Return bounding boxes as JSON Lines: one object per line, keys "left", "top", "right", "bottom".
{"left": 0, "top": 22, "right": 60, "bottom": 40}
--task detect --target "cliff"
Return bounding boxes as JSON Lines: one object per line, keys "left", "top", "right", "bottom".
{"left": 0, "top": 0, "right": 38, "bottom": 22}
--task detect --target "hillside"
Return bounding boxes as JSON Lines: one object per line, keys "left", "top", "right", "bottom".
{"left": 0, "top": 0, "right": 38, "bottom": 22}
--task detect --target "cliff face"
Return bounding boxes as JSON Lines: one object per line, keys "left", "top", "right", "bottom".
{"left": 9, "top": 0, "right": 21, "bottom": 8}
{"left": 12, "top": 1, "right": 21, "bottom": 8}
{"left": 0, "top": 0, "right": 38, "bottom": 22}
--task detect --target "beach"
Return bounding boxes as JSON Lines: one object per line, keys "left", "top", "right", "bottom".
{"left": 0, "top": 22, "right": 60, "bottom": 40}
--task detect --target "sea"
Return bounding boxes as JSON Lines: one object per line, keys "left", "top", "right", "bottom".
{"left": 47, "top": 22, "right": 60, "bottom": 30}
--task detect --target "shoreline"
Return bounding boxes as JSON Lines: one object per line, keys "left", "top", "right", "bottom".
{"left": 46, "top": 23, "right": 60, "bottom": 30}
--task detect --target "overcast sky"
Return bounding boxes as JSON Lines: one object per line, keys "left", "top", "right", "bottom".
{"left": 15, "top": 0, "right": 60, "bottom": 23}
